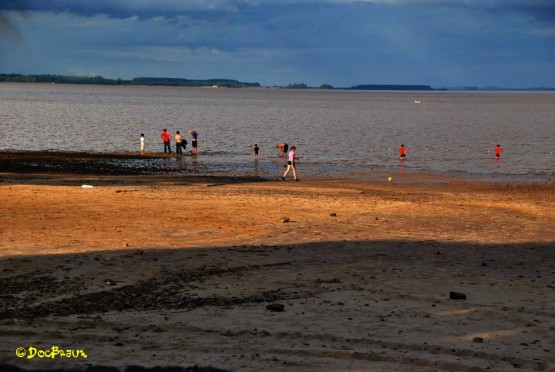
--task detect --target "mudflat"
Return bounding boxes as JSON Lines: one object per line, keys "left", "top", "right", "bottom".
{"left": 0, "top": 153, "right": 553, "bottom": 371}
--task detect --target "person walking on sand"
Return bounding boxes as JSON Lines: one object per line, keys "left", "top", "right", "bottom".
{"left": 140, "top": 133, "right": 145, "bottom": 154}
{"left": 161, "top": 129, "right": 172, "bottom": 154}
{"left": 277, "top": 143, "right": 288, "bottom": 157}
{"left": 282, "top": 146, "right": 299, "bottom": 181}
{"left": 254, "top": 143, "right": 259, "bottom": 160}
{"left": 175, "top": 131, "right": 183, "bottom": 155}
{"left": 495, "top": 144, "right": 502, "bottom": 159}
{"left": 400, "top": 144, "right": 407, "bottom": 160}
{"left": 189, "top": 130, "right": 198, "bottom": 155}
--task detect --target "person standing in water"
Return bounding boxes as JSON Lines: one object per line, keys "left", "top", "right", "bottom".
{"left": 161, "top": 129, "right": 172, "bottom": 154}
{"left": 189, "top": 130, "right": 198, "bottom": 155}
{"left": 254, "top": 144, "right": 259, "bottom": 160}
{"left": 399, "top": 144, "right": 407, "bottom": 160}
{"left": 277, "top": 143, "right": 288, "bottom": 157}
{"left": 282, "top": 146, "right": 299, "bottom": 181}
{"left": 495, "top": 144, "right": 502, "bottom": 159}
{"left": 140, "top": 133, "right": 145, "bottom": 154}
{"left": 175, "top": 131, "right": 183, "bottom": 155}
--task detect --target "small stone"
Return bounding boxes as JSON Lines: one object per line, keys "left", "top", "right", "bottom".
{"left": 449, "top": 291, "right": 466, "bottom": 300}
{"left": 266, "top": 303, "right": 285, "bottom": 312}
{"left": 281, "top": 217, "right": 290, "bottom": 223}
{"left": 472, "top": 337, "right": 484, "bottom": 343}
{"left": 330, "top": 213, "right": 337, "bottom": 217}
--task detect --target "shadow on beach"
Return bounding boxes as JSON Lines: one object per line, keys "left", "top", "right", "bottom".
{"left": 1, "top": 240, "right": 553, "bottom": 371}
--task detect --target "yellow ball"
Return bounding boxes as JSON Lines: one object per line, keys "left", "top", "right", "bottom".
{"left": 388, "top": 176, "right": 393, "bottom": 182}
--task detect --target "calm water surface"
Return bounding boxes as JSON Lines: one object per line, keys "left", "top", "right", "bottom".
{"left": 1, "top": 83, "right": 553, "bottom": 181}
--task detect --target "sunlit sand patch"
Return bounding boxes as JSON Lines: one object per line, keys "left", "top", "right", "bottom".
{"left": 457, "top": 328, "right": 528, "bottom": 342}
{"left": 434, "top": 308, "right": 479, "bottom": 317}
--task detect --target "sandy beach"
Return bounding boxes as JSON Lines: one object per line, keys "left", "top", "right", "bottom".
{"left": 0, "top": 152, "right": 554, "bottom": 371}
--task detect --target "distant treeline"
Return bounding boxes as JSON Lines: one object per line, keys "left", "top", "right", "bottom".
{"left": 350, "top": 84, "right": 433, "bottom": 91}
{"left": 132, "top": 77, "right": 260, "bottom": 88}
{"left": 284, "top": 82, "right": 435, "bottom": 90}
{"left": 0, "top": 74, "right": 123, "bottom": 85}
{"left": 0, "top": 74, "right": 260, "bottom": 88}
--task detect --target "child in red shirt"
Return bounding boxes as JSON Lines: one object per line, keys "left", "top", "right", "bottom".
{"left": 495, "top": 144, "right": 502, "bottom": 159}
{"left": 399, "top": 144, "right": 407, "bottom": 160}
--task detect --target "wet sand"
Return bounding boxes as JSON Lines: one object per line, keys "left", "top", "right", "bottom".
{"left": 0, "top": 152, "right": 554, "bottom": 371}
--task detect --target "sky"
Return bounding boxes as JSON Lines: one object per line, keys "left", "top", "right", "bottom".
{"left": 0, "top": 0, "right": 554, "bottom": 88}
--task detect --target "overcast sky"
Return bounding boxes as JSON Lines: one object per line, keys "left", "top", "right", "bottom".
{"left": 0, "top": 0, "right": 554, "bottom": 88}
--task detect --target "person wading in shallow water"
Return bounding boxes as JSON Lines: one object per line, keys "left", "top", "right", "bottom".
{"left": 189, "top": 130, "right": 198, "bottom": 155}
{"left": 277, "top": 143, "right": 288, "bottom": 157}
{"left": 495, "top": 144, "right": 502, "bottom": 159}
{"left": 161, "top": 129, "right": 172, "bottom": 154}
{"left": 282, "top": 145, "right": 299, "bottom": 181}
{"left": 400, "top": 144, "right": 407, "bottom": 160}
{"left": 175, "top": 131, "right": 183, "bottom": 155}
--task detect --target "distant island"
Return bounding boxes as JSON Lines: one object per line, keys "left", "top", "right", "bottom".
{"left": 284, "top": 83, "right": 436, "bottom": 90}
{"left": 349, "top": 84, "right": 433, "bottom": 91}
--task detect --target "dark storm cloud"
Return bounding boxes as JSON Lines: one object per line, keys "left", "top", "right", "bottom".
{"left": 0, "top": 0, "right": 250, "bottom": 18}
{"left": 2, "top": 0, "right": 554, "bottom": 23}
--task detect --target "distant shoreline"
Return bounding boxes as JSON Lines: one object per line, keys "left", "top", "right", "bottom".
{"left": 3, "top": 73, "right": 553, "bottom": 91}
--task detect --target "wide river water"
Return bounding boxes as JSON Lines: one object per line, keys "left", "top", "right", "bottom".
{"left": 1, "top": 83, "right": 553, "bottom": 182}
